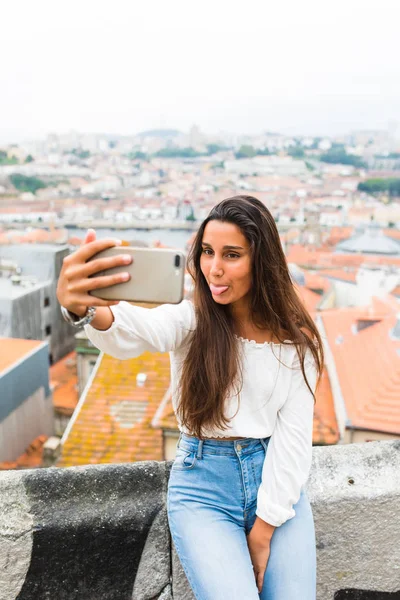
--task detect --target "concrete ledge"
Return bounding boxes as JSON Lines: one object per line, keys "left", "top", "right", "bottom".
{"left": 0, "top": 441, "right": 399, "bottom": 600}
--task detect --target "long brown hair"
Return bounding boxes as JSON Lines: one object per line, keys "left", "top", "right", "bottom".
{"left": 177, "top": 195, "right": 324, "bottom": 439}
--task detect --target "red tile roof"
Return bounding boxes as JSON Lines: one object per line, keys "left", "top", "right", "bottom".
{"left": 294, "top": 284, "right": 322, "bottom": 313}
{"left": 318, "top": 269, "right": 357, "bottom": 283}
{"left": 49, "top": 352, "right": 78, "bottom": 416}
{"left": 286, "top": 244, "right": 400, "bottom": 269}
{"left": 57, "top": 350, "right": 171, "bottom": 466}
{"left": 0, "top": 435, "right": 48, "bottom": 470}
{"left": 321, "top": 297, "right": 400, "bottom": 435}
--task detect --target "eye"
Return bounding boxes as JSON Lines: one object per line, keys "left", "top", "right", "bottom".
{"left": 226, "top": 253, "right": 240, "bottom": 259}
{"left": 202, "top": 248, "right": 213, "bottom": 255}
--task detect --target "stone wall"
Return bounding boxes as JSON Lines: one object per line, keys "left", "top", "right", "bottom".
{"left": 0, "top": 440, "right": 399, "bottom": 600}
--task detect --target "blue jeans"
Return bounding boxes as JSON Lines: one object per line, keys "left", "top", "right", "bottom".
{"left": 167, "top": 432, "right": 317, "bottom": 600}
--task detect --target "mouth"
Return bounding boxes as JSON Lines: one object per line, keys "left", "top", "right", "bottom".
{"left": 209, "top": 283, "right": 229, "bottom": 296}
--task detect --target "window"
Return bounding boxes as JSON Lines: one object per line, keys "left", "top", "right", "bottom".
{"left": 45, "top": 325, "right": 52, "bottom": 336}
{"left": 44, "top": 297, "right": 50, "bottom": 307}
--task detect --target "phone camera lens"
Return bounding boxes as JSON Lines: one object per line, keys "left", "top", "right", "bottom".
{"left": 174, "top": 254, "right": 181, "bottom": 268}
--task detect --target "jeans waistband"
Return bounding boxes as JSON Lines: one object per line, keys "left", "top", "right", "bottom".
{"left": 178, "top": 432, "right": 271, "bottom": 459}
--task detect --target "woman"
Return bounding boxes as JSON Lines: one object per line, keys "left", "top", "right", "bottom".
{"left": 57, "top": 195, "right": 324, "bottom": 599}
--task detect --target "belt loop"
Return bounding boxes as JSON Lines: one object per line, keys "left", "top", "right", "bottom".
{"left": 196, "top": 439, "right": 203, "bottom": 459}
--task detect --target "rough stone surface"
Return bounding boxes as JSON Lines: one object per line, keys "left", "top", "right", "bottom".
{"left": 0, "top": 471, "right": 33, "bottom": 600}
{"left": 14, "top": 461, "right": 168, "bottom": 600}
{"left": 0, "top": 441, "right": 399, "bottom": 599}
{"left": 131, "top": 508, "right": 170, "bottom": 600}
{"left": 157, "top": 583, "right": 173, "bottom": 600}
{"left": 307, "top": 440, "right": 400, "bottom": 600}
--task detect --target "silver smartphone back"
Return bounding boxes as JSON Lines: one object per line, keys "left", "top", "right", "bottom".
{"left": 88, "top": 246, "right": 186, "bottom": 304}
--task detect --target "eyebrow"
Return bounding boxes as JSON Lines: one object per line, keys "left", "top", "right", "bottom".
{"left": 201, "top": 242, "right": 244, "bottom": 250}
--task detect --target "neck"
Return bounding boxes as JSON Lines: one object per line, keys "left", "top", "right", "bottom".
{"left": 230, "top": 297, "right": 253, "bottom": 330}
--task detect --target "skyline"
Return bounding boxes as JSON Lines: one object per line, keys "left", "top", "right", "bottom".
{"left": 1, "top": 0, "right": 399, "bottom": 144}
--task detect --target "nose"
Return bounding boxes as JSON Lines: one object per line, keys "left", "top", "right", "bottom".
{"left": 210, "top": 256, "right": 224, "bottom": 277}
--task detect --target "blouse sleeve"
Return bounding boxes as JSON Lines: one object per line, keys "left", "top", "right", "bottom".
{"left": 83, "top": 299, "right": 195, "bottom": 359}
{"left": 255, "top": 347, "right": 318, "bottom": 527}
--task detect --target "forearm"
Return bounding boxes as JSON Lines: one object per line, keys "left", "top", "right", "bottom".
{"left": 254, "top": 516, "right": 276, "bottom": 539}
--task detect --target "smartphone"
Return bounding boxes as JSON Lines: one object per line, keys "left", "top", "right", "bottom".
{"left": 87, "top": 246, "right": 186, "bottom": 304}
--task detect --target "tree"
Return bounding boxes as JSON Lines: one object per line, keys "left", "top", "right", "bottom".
{"left": 127, "top": 151, "right": 148, "bottom": 161}
{"left": 9, "top": 173, "right": 47, "bottom": 194}
{"left": 256, "top": 147, "right": 270, "bottom": 156}
{"left": 154, "top": 147, "right": 203, "bottom": 158}
{"left": 235, "top": 145, "right": 256, "bottom": 159}
{"left": 358, "top": 178, "right": 400, "bottom": 197}
{"left": 0, "top": 150, "right": 18, "bottom": 165}
{"left": 25, "top": 154, "right": 34, "bottom": 163}
{"left": 206, "top": 144, "right": 220, "bottom": 155}
{"left": 186, "top": 206, "right": 196, "bottom": 221}
{"left": 71, "top": 148, "right": 90, "bottom": 159}
{"left": 288, "top": 146, "right": 305, "bottom": 159}
{"left": 320, "top": 148, "right": 367, "bottom": 168}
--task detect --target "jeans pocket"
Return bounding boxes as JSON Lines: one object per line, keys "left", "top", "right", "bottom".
{"left": 172, "top": 447, "right": 198, "bottom": 471}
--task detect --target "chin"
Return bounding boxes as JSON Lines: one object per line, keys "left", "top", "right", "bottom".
{"left": 212, "top": 297, "right": 230, "bottom": 304}
{"left": 211, "top": 292, "right": 234, "bottom": 305}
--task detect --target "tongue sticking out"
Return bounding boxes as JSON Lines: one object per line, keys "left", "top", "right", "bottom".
{"left": 210, "top": 284, "right": 229, "bottom": 296}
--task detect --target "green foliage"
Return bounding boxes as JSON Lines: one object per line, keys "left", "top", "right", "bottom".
{"left": 235, "top": 145, "right": 257, "bottom": 159}
{"left": 9, "top": 173, "right": 47, "bottom": 194}
{"left": 155, "top": 147, "right": 203, "bottom": 158}
{"left": 319, "top": 148, "right": 367, "bottom": 168}
{"left": 127, "top": 151, "right": 148, "bottom": 161}
{"left": 305, "top": 161, "right": 315, "bottom": 171}
{"left": 287, "top": 146, "right": 305, "bottom": 159}
{"left": 25, "top": 154, "right": 34, "bottom": 163}
{"left": 71, "top": 148, "right": 90, "bottom": 159}
{"left": 234, "top": 145, "right": 272, "bottom": 159}
{"left": 256, "top": 147, "right": 270, "bottom": 156}
{"left": 374, "top": 152, "right": 400, "bottom": 159}
{"left": 0, "top": 150, "right": 18, "bottom": 165}
{"left": 358, "top": 178, "right": 400, "bottom": 196}
{"left": 206, "top": 143, "right": 230, "bottom": 155}
{"left": 310, "top": 137, "right": 322, "bottom": 150}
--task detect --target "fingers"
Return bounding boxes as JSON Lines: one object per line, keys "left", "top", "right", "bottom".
{"left": 84, "top": 228, "right": 96, "bottom": 244}
{"left": 87, "top": 271, "right": 131, "bottom": 291}
{"left": 257, "top": 571, "right": 264, "bottom": 594}
{"left": 75, "top": 237, "right": 122, "bottom": 263}
{"left": 80, "top": 253, "right": 133, "bottom": 278}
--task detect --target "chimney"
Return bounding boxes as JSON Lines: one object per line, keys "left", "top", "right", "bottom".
{"left": 136, "top": 373, "right": 147, "bottom": 387}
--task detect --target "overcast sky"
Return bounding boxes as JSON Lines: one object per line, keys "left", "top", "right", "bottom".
{"left": 1, "top": 0, "right": 399, "bottom": 144}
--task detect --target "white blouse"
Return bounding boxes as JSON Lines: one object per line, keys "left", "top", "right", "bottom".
{"left": 84, "top": 299, "right": 318, "bottom": 528}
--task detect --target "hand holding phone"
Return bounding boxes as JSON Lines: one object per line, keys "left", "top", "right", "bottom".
{"left": 56, "top": 229, "right": 133, "bottom": 316}
{"left": 87, "top": 246, "right": 186, "bottom": 304}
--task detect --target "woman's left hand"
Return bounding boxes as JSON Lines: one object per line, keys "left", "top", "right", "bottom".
{"left": 246, "top": 517, "right": 275, "bottom": 593}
